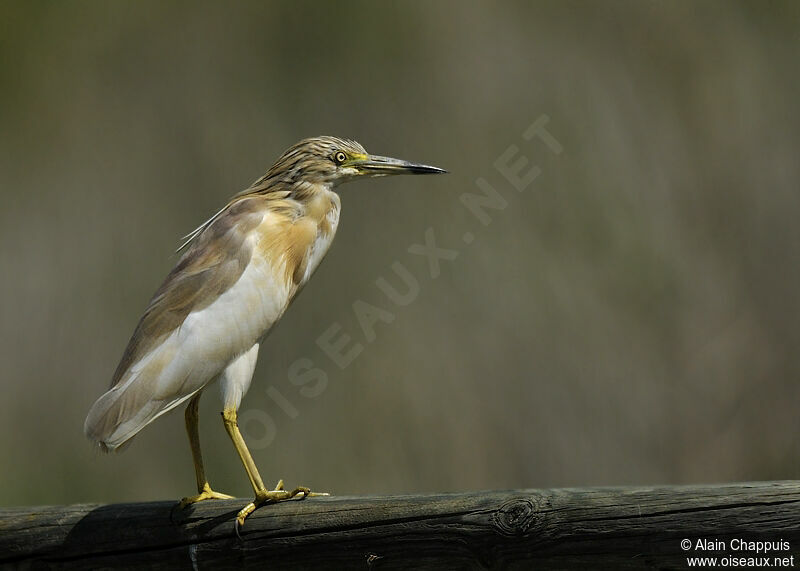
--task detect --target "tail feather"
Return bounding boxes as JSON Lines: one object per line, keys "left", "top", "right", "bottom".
{"left": 84, "top": 380, "right": 196, "bottom": 452}
{"left": 84, "top": 384, "right": 159, "bottom": 452}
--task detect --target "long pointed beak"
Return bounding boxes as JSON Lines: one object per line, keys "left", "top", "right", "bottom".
{"left": 351, "top": 154, "right": 447, "bottom": 176}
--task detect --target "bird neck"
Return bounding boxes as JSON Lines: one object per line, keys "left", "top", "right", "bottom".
{"left": 288, "top": 180, "right": 336, "bottom": 204}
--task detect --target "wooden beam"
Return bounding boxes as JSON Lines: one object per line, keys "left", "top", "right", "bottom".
{"left": 2, "top": 482, "right": 799, "bottom": 569}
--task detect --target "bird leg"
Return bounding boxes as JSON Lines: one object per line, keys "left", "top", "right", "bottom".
{"left": 179, "top": 392, "right": 234, "bottom": 508}
{"left": 221, "top": 407, "right": 328, "bottom": 528}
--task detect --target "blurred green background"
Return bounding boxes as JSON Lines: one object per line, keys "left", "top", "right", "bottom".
{"left": 1, "top": 1, "right": 799, "bottom": 507}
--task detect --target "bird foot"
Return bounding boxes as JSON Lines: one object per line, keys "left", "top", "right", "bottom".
{"left": 180, "top": 482, "right": 235, "bottom": 508}
{"left": 235, "top": 479, "right": 329, "bottom": 530}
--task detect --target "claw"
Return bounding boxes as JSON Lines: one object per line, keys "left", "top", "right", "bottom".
{"left": 236, "top": 501, "right": 258, "bottom": 528}
{"left": 233, "top": 481, "right": 330, "bottom": 531}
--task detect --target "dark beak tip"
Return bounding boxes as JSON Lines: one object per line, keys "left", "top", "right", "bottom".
{"left": 414, "top": 165, "right": 448, "bottom": 175}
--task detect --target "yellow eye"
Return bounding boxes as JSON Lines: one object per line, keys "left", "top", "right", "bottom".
{"left": 334, "top": 151, "right": 347, "bottom": 165}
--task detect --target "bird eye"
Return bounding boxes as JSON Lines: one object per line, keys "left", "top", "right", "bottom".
{"left": 333, "top": 151, "right": 347, "bottom": 165}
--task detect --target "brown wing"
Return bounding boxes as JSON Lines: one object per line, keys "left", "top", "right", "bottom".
{"left": 83, "top": 197, "right": 271, "bottom": 451}
{"left": 108, "top": 197, "right": 266, "bottom": 389}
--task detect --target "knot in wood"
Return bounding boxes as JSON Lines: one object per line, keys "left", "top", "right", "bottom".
{"left": 493, "top": 498, "right": 538, "bottom": 536}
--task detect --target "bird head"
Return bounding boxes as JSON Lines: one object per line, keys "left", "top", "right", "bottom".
{"left": 263, "top": 136, "right": 446, "bottom": 188}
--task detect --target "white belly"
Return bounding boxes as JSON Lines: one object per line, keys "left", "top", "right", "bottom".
{"left": 216, "top": 201, "right": 340, "bottom": 407}
{"left": 137, "top": 250, "right": 291, "bottom": 401}
{"left": 160, "top": 202, "right": 339, "bottom": 402}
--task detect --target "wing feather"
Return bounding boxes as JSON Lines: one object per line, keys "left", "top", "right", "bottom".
{"left": 84, "top": 197, "right": 266, "bottom": 450}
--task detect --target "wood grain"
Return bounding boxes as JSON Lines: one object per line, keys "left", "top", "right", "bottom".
{"left": 2, "top": 482, "right": 799, "bottom": 569}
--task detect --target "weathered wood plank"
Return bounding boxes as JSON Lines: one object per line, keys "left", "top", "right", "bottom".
{"left": 1, "top": 482, "right": 799, "bottom": 569}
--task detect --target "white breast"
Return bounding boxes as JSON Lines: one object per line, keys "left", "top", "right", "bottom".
{"left": 91, "top": 195, "right": 343, "bottom": 448}
{"left": 144, "top": 243, "right": 290, "bottom": 398}
{"left": 299, "top": 196, "right": 340, "bottom": 286}
{"left": 148, "top": 192, "right": 340, "bottom": 399}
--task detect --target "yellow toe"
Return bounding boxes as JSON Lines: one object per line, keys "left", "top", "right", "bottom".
{"left": 234, "top": 481, "right": 329, "bottom": 529}
{"left": 180, "top": 483, "right": 234, "bottom": 508}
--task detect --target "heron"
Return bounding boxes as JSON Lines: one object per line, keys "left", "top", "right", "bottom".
{"left": 84, "top": 136, "right": 446, "bottom": 527}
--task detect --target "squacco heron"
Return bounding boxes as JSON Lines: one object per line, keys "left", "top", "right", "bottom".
{"left": 85, "top": 136, "right": 445, "bottom": 527}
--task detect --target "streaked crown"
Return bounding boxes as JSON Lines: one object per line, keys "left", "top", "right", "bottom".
{"left": 256, "top": 136, "right": 368, "bottom": 187}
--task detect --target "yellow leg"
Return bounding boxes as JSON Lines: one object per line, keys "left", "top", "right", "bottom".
{"left": 221, "top": 407, "right": 328, "bottom": 528}
{"left": 179, "top": 392, "right": 234, "bottom": 508}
